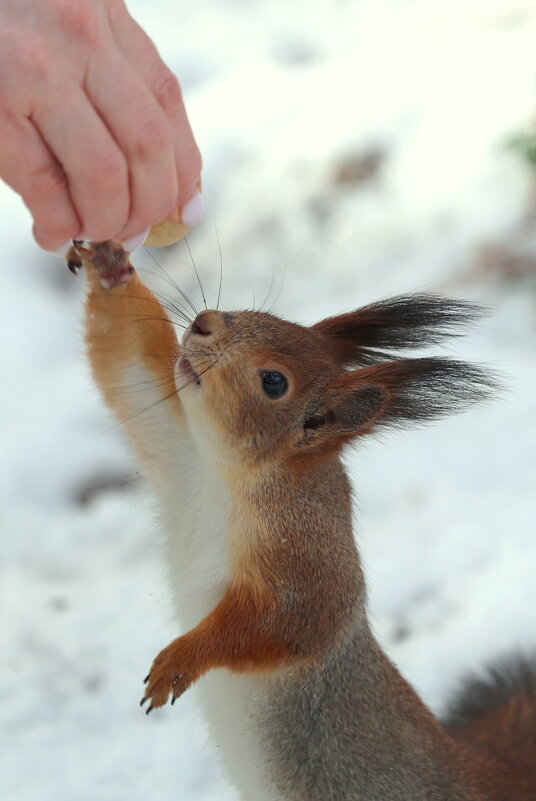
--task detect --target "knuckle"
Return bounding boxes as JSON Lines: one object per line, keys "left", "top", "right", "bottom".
{"left": 10, "top": 40, "right": 54, "bottom": 85}
{"left": 105, "top": 0, "right": 128, "bottom": 21}
{"left": 131, "top": 116, "right": 172, "bottom": 162}
{"left": 153, "top": 70, "right": 183, "bottom": 119}
{"left": 0, "top": 25, "right": 25, "bottom": 68}
{"left": 53, "top": 0, "right": 100, "bottom": 45}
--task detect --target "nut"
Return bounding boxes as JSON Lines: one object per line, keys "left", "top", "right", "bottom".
{"left": 146, "top": 218, "right": 190, "bottom": 247}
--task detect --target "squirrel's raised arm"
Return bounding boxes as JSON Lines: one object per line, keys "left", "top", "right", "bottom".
{"left": 75, "top": 241, "right": 188, "bottom": 473}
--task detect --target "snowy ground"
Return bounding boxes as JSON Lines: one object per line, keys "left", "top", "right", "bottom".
{"left": 1, "top": 1, "right": 536, "bottom": 799}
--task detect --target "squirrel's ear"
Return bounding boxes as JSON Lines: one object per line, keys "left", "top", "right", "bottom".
{"left": 312, "top": 295, "right": 484, "bottom": 366}
{"left": 299, "top": 358, "right": 496, "bottom": 455}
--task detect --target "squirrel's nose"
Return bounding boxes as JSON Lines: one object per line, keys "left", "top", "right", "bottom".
{"left": 191, "top": 310, "right": 213, "bottom": 337}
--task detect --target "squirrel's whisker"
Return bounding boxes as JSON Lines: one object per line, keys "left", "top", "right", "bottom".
{"left": 141, "top": 248, "right": 199, "bottom": 317}
{"left": 214, "top": 217, "right": 224, "bottom": 312}
{"left": 135, "top": 267, "right": 195, "bottom": 323}
{"left": 266, "top": 263, "right": 287, "bottom": 315}
{"left": 184, "top": 236, "right": 207, "bottom": 311}
{"left": 257, "top": 257, "right": 277, "bottom": 314}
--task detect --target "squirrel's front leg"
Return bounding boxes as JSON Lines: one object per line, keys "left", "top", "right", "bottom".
{"left": 75, "top": 241, "right": 188, "bottom": 469}
{"left": 142, "top": 584, "right": 292, "bottom": 713}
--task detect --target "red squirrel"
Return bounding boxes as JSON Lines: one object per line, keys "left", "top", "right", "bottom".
{"left": 73, "top": 239, "right": 536, "bottom": 801}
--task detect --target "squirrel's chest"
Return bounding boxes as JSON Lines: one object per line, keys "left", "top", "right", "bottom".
{"left": 154, "top": 443, "right": 232, "bottom": 627}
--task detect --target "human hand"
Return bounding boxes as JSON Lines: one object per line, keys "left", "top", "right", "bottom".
{"left": 0, "top": 0, "right": 202, "bottom": 252}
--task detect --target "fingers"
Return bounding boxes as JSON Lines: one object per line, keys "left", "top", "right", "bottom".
{"left": 108, "top": 5, "right": 203, "bottom": 217}
{"left": 32, "top": 88, "right": 130, "bottom": 243}
{"left": 85, "top": 51, "right": 179, "bottom": 242}
{"left": 0, "top": 116, "right": 81, "bottom": 251}
{"left": 0, "top": 0, "right": 203, "bottom": 251}
{"left": 145, "top": 60, "right": 203, "bottom": 207}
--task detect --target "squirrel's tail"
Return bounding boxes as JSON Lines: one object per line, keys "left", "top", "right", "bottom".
{"left": 444, "top": 656, "right": 536, "bottom": 795}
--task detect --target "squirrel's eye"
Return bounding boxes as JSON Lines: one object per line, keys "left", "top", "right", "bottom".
{"left": 260, "top": 370, "right": 288, "bottom": 399}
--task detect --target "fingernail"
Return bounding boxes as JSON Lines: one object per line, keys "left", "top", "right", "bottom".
{"left": 181, "top": 192, "right": 204, "bottom": 229}
{"left": 53, "top": 240, "right": 73, "bottom": 257}
{"left": 121, "top": 228, "right": 150, "bottom": 252}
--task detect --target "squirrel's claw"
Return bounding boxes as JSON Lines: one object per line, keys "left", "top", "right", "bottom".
{"left": 67, "top": 255, "right": 83, "bottom": 274}
{"left": 66, "top": 240, "right": 135, "bottom": 289}
{"left": 141, "top": 641, "right": 195, "bottom": 712}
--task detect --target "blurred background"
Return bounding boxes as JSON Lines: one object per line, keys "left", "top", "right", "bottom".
{"left": 1, "top": 1, "right": 535, "bottom": 799}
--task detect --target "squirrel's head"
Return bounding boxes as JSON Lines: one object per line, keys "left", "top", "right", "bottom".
{"left": 176, "top": 295, "right": 496, "bottom": 468}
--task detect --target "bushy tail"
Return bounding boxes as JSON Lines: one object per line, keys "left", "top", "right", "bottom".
{"left": 444, "top": 657, "right": 536, "bottom": 794}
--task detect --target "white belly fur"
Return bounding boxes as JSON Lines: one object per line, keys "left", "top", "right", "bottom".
{"left": 121, "top": 364, "right": 280, "bottom": 801}
{"left": 156, "top": 454, "right": 280, "bottom": 801}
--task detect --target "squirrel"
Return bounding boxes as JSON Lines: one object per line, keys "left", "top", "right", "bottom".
{"left": 73, "top": 239, "right": 536, "bottom": 801}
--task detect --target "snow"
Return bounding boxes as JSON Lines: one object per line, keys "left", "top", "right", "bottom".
{"left": 1, "top": 1, "right": 535, "bottom": 799}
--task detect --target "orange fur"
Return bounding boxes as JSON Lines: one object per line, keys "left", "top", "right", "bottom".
{"left": 143, "top": 583, "right": 290, "bottom": 710}
{"left": 83, "top": 256, "right": 185, "bottom": 468}
{"left": 85, "top": 267, "right": 181, "bottom": 415}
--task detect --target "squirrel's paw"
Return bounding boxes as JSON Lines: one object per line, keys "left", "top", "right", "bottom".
{"left": 140, "top": 639, "right": 194, "bottom": 713}
{"left": 67, "top": 241, "right": 134, "bottom": 289}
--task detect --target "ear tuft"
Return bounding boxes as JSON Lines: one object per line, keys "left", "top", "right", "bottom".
{"left": 366, "top": 358, "right": 498, "bottom": 427}
{"left": 313, "top": 294, "right": 485, "bottom": 366}
{"left": 296, "top": 357, "right": 498, "bottom": 459}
